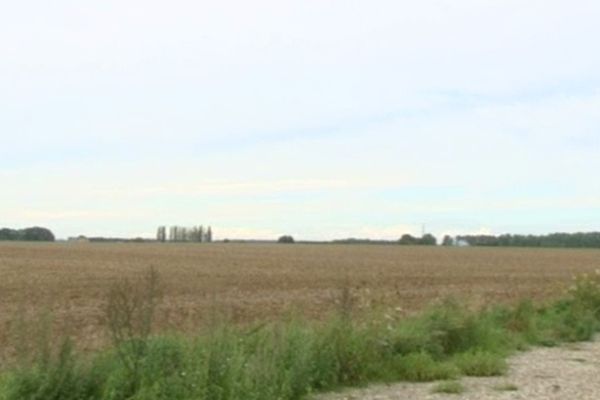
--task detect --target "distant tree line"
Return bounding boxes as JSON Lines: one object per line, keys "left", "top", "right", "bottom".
{"left": 157, "top": 225, "right": 213, "bottom": 243}
{"left": 0, "top": 227, "right": 55, "bottom": 242}
{"left": 87, "top": 237, "right": 151, "bottom": 243}
{"left": 276, "top": 234, "right": 440, "bottom": 245}
{"left": 332, "top": 238, "right": 397, "bottom": 245}
{"left": 454, "top": 232, "right": 600, "bottom": 248}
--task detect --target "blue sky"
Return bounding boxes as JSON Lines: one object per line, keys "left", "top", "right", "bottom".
{"left": 1, "top": 0, "right": 599, "bottom": 240}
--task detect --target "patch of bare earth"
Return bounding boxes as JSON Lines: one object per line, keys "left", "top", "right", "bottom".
{"left": 314, "top": 338, "right": 600, "bottom": 400}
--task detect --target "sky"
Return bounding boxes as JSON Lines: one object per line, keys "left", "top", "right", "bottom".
{"left": 1, "top": 0, "right": 600, "bottom": 240}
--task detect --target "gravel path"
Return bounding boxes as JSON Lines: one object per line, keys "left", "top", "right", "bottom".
{"left": 313, "top": 339, "right": 600, "bottom": 400}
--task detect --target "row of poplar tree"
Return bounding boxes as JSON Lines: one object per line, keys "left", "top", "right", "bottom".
{"left": 156, "top": 225, "right": 213, "bottom": 242}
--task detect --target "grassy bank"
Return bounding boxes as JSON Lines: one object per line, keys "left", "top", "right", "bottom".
{"left": 1, "top": 272, "right": 600, "bottom": 400}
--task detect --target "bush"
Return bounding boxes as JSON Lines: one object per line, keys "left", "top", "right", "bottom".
{"left": 390, "top": 300, "right": 508, "bottom": 359}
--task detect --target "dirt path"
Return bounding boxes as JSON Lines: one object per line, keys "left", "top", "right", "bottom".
{"left": 314, "top": 339, "right": 600, "bottom": 400}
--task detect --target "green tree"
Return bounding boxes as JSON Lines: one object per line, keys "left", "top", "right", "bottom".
{"left": 442, "top": 235, "right": 454, "bottom": 246}
{"left": 399, "top": 234, "right": 418, "bottom": 245}
{"left": 0, "top": 227, "right": 55, "bottom": 241}
{"left": 278, "top": 235, "right": 294, "bottom": 244}
{"left": 421, "top": 233, "right": 437, "bottom": 246}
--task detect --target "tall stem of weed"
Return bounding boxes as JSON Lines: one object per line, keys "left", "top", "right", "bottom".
{"left": 104, "top": 266, "right": 163, "bottom": 392}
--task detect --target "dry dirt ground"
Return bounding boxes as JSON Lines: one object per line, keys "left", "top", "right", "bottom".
{"left": 314, "top": 338, "right": 600, "bottom": 400}
{"left": 1, "top": 242, "right": 599, "bottom": 358}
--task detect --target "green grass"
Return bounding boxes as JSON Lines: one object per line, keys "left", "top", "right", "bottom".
{"left": 432, "top": 380, "right": 466, "bottom": 394}
{"left": 1, "top": 271, "right": 600, "bottom": 400}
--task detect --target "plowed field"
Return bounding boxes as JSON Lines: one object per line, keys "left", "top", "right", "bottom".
{"left": 1, "top": 242, "right": 598, "bottom": 357}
